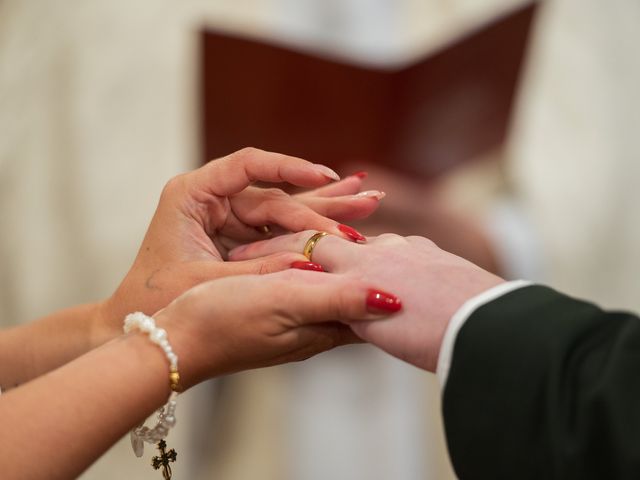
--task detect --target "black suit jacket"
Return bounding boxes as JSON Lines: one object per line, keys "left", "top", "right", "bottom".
{"left": 443, "top": 285, "right": 640, "bottom": 479}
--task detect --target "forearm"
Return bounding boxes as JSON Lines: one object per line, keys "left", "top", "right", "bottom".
{"left": 0, "top": 301, "right": 116, "bottom": 392}
{"left": 0, "top": 332, "right": 169, "bottom": 480}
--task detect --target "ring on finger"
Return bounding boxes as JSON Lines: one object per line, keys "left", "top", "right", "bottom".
{"left": 303, "top": 232, "right": 329, "bottom": 261}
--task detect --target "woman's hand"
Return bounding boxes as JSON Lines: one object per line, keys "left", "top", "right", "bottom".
{"left": 97, "top": 148, "right": 380, "bottom": 345}
{"left": 153, "top": 270, "right": 402, "bottom": 388}
{"left": 0, "top": 269, "right": 400, "bottom": 480}
{"left": 228, "top": 232, "right": 505, "bottom": 372}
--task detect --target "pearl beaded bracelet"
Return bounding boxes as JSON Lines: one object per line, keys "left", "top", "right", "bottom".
{"left": 123, "top": 312, "right": 181, "bottom": 458}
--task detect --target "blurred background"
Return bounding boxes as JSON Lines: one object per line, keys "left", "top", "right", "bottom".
{"left": 1, "top": 0, "right": 639, "bottom": 478}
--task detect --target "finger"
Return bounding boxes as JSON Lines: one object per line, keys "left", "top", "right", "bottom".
{"left": 266, "top": 270, "right": 403, "bottom": 324}
{"left": 228, "top": 231, "right": 357, "bottom": 272}
{"left": 265, "top": 323, "right": 364, "bottom": 365}
{"left": 229, "top": 188, "right": 367, "bottom": 242}
{"left": 289, "top": 323, "right": 366, "bottom": 356}
{"left": 200, "top": 252, "right": 310, "bottom": 277}
{"left": 190, "top": 147, "right": 341, "bottom": 197}
{"left": 295, "top": 191, "right": 385, "bottom": 221}
{"left": 295, "top": 174, "right": 364, "bottom": 198}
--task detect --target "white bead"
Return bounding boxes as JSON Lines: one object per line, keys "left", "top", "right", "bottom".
{"left": 122, "top": 311, "right": 180, "bottom": 454}
{"left": 150, "top": 328, "right": 167, "bottom": 343}
{"left": 141, "top": 318, "right": 154, "bottom": 331}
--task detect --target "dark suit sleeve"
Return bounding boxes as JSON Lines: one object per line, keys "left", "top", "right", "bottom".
{"left": 442, "top": 285, "right": 640, "bottom": 480}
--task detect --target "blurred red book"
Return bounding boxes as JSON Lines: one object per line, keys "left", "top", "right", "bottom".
{"left": 201, "top": 2, "right": 537, "bottom": 178}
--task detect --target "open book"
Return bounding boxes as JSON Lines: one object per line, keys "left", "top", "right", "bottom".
{"left": 201, "top": 2, "right": 537, "bottom": 179}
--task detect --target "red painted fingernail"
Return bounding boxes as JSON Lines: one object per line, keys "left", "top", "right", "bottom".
{"left": 291, "top": 261, "right": 325, "bottom": 272}
{"left": 338, "top": 224, "right": 366, "bottom": 243}
{"left": 352, "top": 171, "right": 368, "bottom": 179}
{"left": 366, "top": 289, "right": 402, "bottom": 313}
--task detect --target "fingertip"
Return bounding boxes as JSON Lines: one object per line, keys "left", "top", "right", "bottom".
{"left": 291, "top": 261, "right": 325, "bottom": 272}
{"left": 334, "top": 281, "right": 403, "bottom": 323}
{"left": 351, "top": 171, "right": 368, "bottom": 179}
{"left": 353, "top": 190, "right": 386, "bottom": 201}
{"left": 365, "top": 289, "right": 402, "bottom": 314}
{"left": 337, "top": 224, "right": 367, "bottom": 243}
{"left": 312, "top": 164, "right": 341, "bottom": 182}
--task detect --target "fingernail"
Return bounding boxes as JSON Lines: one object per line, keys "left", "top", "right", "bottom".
{"left": 291, "top": 261, "right": 325, "bottom": 272}
{"left": 338, "top": 224, "right": 366, "bottom": 243}
{"left": 352, "top": 171, "right": 368, "bottom": 179}
{"left": 354, "top": 190, "right": 386, "bottom": 200}
{"left": 366, "top": 289, "right": 402, "bottom": 313}
{"left": 313, "top": 164, "right": 341, "bottom": 182}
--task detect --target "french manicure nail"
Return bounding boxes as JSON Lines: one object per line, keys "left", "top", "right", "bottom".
{"left": 366, "top": 289, "right": 402, "bottom": 313}
{"left": 338, "top": 224, "right": 366, "bottom": 243}
{"left": 291, "top": 261, "right": 325, "bottom": 272}
{"left": 352, "top": 171, "right": 368, "bottom": 179}
{"left": 354, "top": 190, "right": 386, "bottom": 200}
{"left": 313, "top": 164, "right": 341, "bottom": 182}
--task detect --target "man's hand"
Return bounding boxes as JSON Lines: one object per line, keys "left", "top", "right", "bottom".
{"left": 229, "top": 231, "right": 505, "bottom": 372}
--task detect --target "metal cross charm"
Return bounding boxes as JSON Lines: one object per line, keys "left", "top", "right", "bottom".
{"left": 151, "top": 440, "right": 177, "bottom": 480}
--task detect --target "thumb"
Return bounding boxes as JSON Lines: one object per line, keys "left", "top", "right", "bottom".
{"left": 264, "top": 270, "right": 403, "bottom": 325}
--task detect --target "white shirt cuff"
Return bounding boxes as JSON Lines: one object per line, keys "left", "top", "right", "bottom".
{"left": 436, "top": 280, "right": 533, "bottom": 388}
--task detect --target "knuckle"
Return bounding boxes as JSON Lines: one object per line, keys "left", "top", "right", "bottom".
{"left": 256, "top": 262, "right": 270, "bottom": 275}
{"left": 270, "top": 269, "right": 299, "bottom": 283}
{"left": 406, "top": 235, "right": 437, "bottom": 248}
{"left": 262, "top": 187, "right": 288, "bottom": 199}
{"left": 160, "top": 173, "right": 187, "bottom": 198}
{"left": 232, "top": 146, "right": 262, "bottom": 161}
{"left": 373, "top": 233, "right": 406, "bottom": 245}
{"left": 277, "top": 251, "right": 305, "bottom": 265}
{"left": 275, "top": 209, "right": 308, "bottom": 231}
{"left": 255, "top": 253, "right": 295, "bottom": 274}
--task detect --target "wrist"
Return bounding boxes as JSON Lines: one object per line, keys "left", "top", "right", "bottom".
{"left": 153, "top": 310, "right": 201, "bottom": 391}
{"left": 88, "top": 298, "right": 123, "bottom": 351}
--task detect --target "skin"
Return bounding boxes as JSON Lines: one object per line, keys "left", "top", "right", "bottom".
{"left": 0, "top": 271, "right": 392, "bottom": 480}
{"left": 229, "top": 230, "right": 506, "bottom": 372}
{"left": 0, "top": 147, "right": 382, "bottom": 392}
{"left": 0, "top": 148, "right": 394, "bottom": 479}
{"left": 344, "top": 164, "right": 502, "bottom": 273}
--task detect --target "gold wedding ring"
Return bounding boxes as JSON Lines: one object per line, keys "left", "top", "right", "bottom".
{"left": 303, "top": 231, "right": 329, "bottom": 261}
